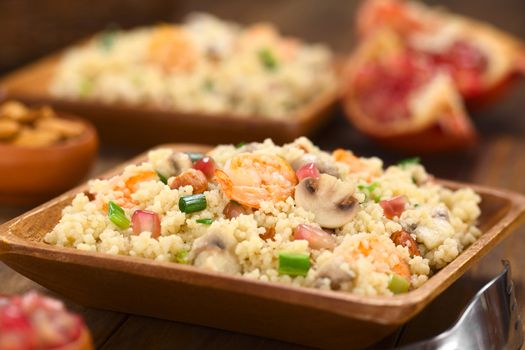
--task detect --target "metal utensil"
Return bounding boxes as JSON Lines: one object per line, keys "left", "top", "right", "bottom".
{"left": 399, "top": 260, "right": 523, "bottom": 350}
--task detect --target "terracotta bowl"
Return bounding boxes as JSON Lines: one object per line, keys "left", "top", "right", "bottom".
{"left": 0, "top": 113, "right": 98, "bottom": 205}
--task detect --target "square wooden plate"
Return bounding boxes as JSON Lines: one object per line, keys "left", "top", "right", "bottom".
{"left": 0, "top": 50, "right": 338, "bottom": 148}
{"left": 1, "top": 144, "right": 525, "bottom": 349}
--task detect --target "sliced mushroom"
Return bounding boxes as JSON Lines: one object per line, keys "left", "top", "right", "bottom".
{"left": 432, "top": 205, "right": 450, "bottom": 221}
{"left": 315, "top": 255, "right": 355, "bottom": 290}
{"left": 294, "top": 174, "right": 358, "bottom": 228}
{"left": 189, "top": 228, "right": 240, "bottom": 274}
{"left": 290, "top": 154, "right": 339, "bottom": 177}
{"left": 170, "top": 152, "right": 193, "bottom": 176}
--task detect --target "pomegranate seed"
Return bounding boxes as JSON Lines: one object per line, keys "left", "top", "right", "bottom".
{"left": 193, "top": 156, "right": 216, "bottom": 179}
{"left": 132, "top": 210, "right": 161, "bottom": 238}
{"left": 296, "top": 163, "right": 320, "bottom": 181}
{"left": 380, "top": 195, "right": 406, "bottom": 219}
{"left": 0, "top": 292, "right": 86, "bottom": 350}
{"left": 293, "top": 224, "right": 336, "bottom": 250}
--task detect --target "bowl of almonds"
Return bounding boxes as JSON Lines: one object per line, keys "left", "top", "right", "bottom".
{"left": 0, "top": 101, "right": 98, "bottom": 204}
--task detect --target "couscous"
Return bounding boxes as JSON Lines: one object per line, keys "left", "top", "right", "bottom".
{"left": 50, "top": 14, "right": 336, "bottom": 120}
{"left": 44, "top": 138, "right": 481, "bottom": 296}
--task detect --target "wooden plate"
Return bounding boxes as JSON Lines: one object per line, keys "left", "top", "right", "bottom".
{"left": 1, "top": 144, "right": 524, "bottom": 349}
{"left": 0, "top": 52, "right": 338, "bottom": 148}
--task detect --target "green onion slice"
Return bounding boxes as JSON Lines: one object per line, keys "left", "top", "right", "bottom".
{"left": 175, "top": 250, "right": 189, "bottom": 264}
{"left": 98, "top": 29, "right": 117, "bottom": 51}
{"left": 398, "top": 157, "right": 421, "bottom": 168}
{"left": 186, "top": 152, "right": 204, "bottom": 162}
{"left": 258, "top": 48, "right": 278, "bottom": 71}
{"left": 388, "top": 274, "right": 410, "bottom": 294}
{"left": 203, "top": 79, "right": 214, "bottom": 92}
{"left": 235, "top": 142, "right": 246, "bottom": 149}
{"left": 179, "top": 194, "right": 207, "bottom": 213}
{"left": 196, "top": 218, "right": 213, "bottom": 225}
{"left": 278, "top": 252, "right": 311, "bottom": 277}
{"left": 156, "top": 170, "right": 168, "bottom": 185}
{"left": 358, "top": 181, "right": 379, "bottom": 192}
{"left": 108, "top": 201, "right": 130, "bottom": 229}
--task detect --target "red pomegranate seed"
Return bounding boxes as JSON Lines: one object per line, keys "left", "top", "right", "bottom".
{"left": 132, "top": 210, "right": 161, "bottom": 238}
{"left": 293, "top": 224, "right": 336, "bottom": 250}
{"left": 380, "top": 195, "right": 406, "bottom": 219}
{"left": 296, "top": 163, "right": 320, "bottom": 181}
{"left": 193, "top": 156, "right": 216, "bottom": 180}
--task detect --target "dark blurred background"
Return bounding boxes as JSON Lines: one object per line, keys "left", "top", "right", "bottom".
{"left": 2, "top": 0, "right": 525, "bottom": 179}
{"left": 2, "top": 0, "right": 525, "bottom": 73}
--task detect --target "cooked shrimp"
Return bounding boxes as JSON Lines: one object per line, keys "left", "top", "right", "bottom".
{"left": 333, "top": 149, "right": 379, "bottom": 181}
{"left": 333, "top": 149, "right": 368, "bottom": 172}
{"left": 101, "top": 171, "right": 157, "bottom": 210}
{"left": 215, "top": 153, "right": 297, "bottom": 208}
{"left": 148, "top": 25, "right": 197, "bottom": 72}
{"left": 344, "top": 235, "right": 411, "bottom": 280}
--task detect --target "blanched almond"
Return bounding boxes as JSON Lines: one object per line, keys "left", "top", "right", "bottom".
{"left": 36, "top": 118, "right": 85, "bottom": 138}
{"left": 223, "top": 201, "right": 253, "bottom": 219}
{"left": 12, "top": 128, "right": 61, "bottom": 147}
{"left": 0, "top": 101, "right": 35, "bottom": 122}
{"left": 390, "top": 230, "right": 421, "bottom": 256}
{"left": 170, "top": 169, "right": 208, "bottom": 193}
{"left": 0, "top": 119, "right": 20, "bottom": 140}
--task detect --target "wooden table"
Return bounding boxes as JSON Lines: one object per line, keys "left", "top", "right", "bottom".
{"left": 1, "top": 0, "right": 525, "bottom": 348}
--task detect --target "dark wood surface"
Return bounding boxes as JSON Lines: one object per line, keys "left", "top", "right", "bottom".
{"left": 1, "top": 0, "right": 525, "bottom": 349}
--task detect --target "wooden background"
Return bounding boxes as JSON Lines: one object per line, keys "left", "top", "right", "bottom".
{"left": 1, "top": 0, "right": 525, "bottom": 348}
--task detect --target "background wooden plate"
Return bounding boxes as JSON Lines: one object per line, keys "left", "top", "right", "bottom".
{"left": 1, "top": 144, "right": 524, "bottom": 349}
{"left": 0, "top": 52, "right": 338, "bottom": 148}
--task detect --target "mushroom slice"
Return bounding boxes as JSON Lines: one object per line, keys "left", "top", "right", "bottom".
{"left": 170, "top": 152, "right": 193, "bottom": 176}
{"left": 315, "top": 255, "right": 355, "bottom": 290}
{"left": 189, "top": 228, "right": 240, "bottom": 274}
{"left": 294, "top": 174, "right": 358, "bottom": 228}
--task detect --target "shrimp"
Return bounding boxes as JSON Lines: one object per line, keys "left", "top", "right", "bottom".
{"left": 345, "top": 235, "right": 411, "bottom": 281}
{"left": 101, "top": 171, "right": 157, "bottom": 210}
{"left": 333, "top": 149, "right": 379, "bottom": 181}
{"left": 315, "top": 234, "right": 410, "bottom": 290}
{"left": 148, "top": 25, "right": 197, "bottom": 72}
{"left": 214, "top": 153, "right": 297, "bottom": 208}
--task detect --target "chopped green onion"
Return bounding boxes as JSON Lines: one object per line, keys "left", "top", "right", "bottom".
{"left": 358, "top": 181, "right": 381, "bottom": 202}
{"left": 203, "top": 79, "right": 214, "bottom": 92}
{"left": 179, "top": 194, "right": 207, "bottom": 213}
{"left": 398, "top": 157, "right": 421, "bottom": 168}
{"left": 98, "top": 29, "right": 117, "bottom": 51}
{"left": 278, "top": 252, "right": 310, "bottom": 276}
{"left": 258, "top": 48, "right": 278, "bottom": 71}
{"left": 388, "top": 274, "right": 410, "bottom": 294}
{"left": 79, "top": 79, "right": 93, "bottom": 97}
{"left": 358, "top": 181, "right": 379, "bottom": 192}
{"left": 196, "top": 218, "right": 213, "bottom": 225}
{"left": 156, "top": 170, "right": 168, "bottom": 185}
{"left": 186, "top": 152, "right": 204, "bottom": 162}
{"left": 108, "top": 201, "right": 130, "bottom": 229}
{"left": 175, "top": 250, "right": 189, "bottom": 264}
{"left": 235, "top": 142, "right": 246, "bottom": 148}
